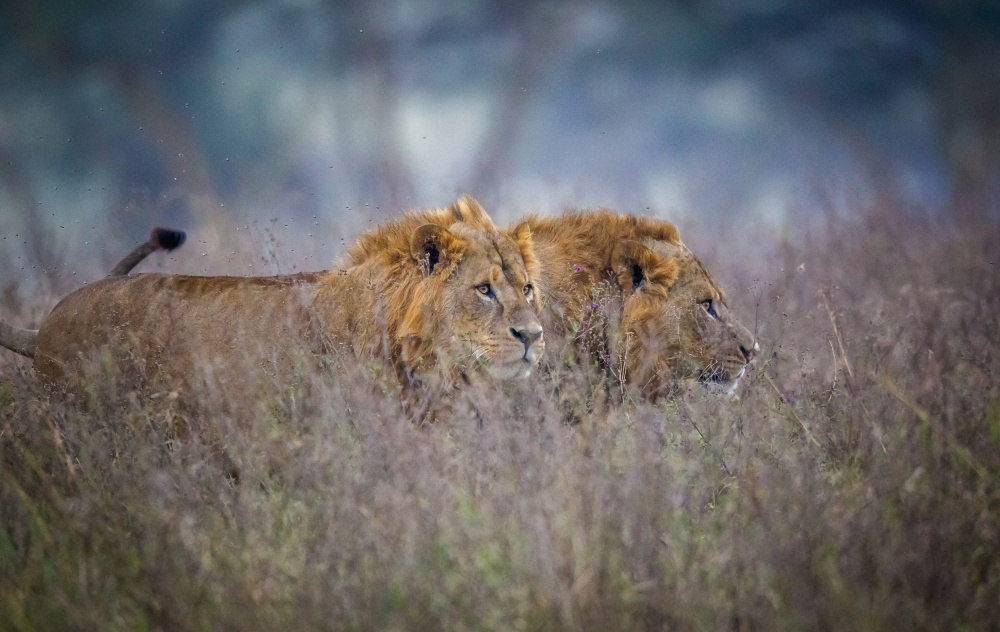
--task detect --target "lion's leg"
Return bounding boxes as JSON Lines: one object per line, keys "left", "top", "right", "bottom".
{"left": 0, "top": 320, "right": 37, "bottom": 358}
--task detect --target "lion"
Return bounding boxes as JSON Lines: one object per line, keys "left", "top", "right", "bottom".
{"left": 519, "top": 209, "right": 757, "bottom": 400}
{"left": 0, "top": 196, "right": 544, "bottom": 407}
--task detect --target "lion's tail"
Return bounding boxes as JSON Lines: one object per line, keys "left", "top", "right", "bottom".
{"left": 1, "top": 226, "right": 185, "bottom": 358}
{"left": 107, "top": 227, "right": 187, "bottom": 277}
{"left": 0, "top": 320, "right": 37, "bottom": 359}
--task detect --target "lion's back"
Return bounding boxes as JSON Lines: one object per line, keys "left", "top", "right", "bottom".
{"left": 35, "top": 272, "right": 325, "bottom": 394}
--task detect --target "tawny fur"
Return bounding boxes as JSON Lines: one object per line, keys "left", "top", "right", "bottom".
{"left": 518, "top": 209, "right": 757, "bottom": 400}
{"left": 9, "top": 196, "right": 543, "bottom": 405}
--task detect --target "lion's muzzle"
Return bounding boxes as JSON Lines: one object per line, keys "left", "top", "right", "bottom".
{"left": 740, "top": 341, "right": 759, "bottom": 363}
{"left": 510, "top": 322, "right": 543, "bottom": 363}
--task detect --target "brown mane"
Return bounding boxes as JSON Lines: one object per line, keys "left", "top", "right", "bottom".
{"left": 519, "top": 209, "right": 684, "bottom": 334}
{"left": 519, "top": 208, "right": 756, "bottom": 400}
{"left": 315, "top": 196, "right": 539, "bottom": 379}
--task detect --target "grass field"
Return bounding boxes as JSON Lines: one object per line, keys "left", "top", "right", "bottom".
{"left": 1, "top": 202, "right": 998, "bottom": 631}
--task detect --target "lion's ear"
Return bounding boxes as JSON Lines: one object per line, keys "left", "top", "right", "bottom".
{"left": 626, "top": 215, "right": 682, "bottom": 245}
{"left": 411, "top": 224, "right": 464, "bottom": 275}
{"left": 448, "top": 195, "right": 494, "bottom": 229}
{"left": 612, "top": 240, "right": 679, "bottom": 296}
{"left": 511, "top": 221, "right": 540, "bottom": 279}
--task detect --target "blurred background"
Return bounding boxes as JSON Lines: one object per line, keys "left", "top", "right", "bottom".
{"left": 1, "top": 0, "right": 999, "bottom": 276}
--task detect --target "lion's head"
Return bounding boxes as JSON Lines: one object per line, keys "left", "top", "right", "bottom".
{"left": 524, "top": 210, "right": 756, "bottom": 399}
{"left": 334, "top": 196, "right": 544, "bottom": 384}
{"left": 612, "top": 237, "right": 757, "bottom": 398}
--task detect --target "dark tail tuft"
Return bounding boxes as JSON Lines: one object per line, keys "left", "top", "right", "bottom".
{"left": 108, "top": 227, "right": 187, "bottom": 277}
{"left": 151, "top": 227, "right": 187, "bottom": 251}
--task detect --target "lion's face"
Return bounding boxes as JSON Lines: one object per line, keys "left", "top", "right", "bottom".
{"left": 443, "top": 224, "right": 544, "bottom": 379}
{"left": 616, "top": 239, "right": 757, "bottom": 398}
{"left": 399, "top": 206, "right": 544, "bottom": 382}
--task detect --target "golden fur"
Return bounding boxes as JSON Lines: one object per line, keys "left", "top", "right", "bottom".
{"left": 520, "top": 209, "right": 757, "bottom": 400}
{"left": 4, "top": 197, "right": 543, "bottom": 403}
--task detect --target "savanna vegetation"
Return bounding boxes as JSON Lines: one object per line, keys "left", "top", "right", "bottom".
{"left": 1, "top": 199, "right": 998, "bottom": 631}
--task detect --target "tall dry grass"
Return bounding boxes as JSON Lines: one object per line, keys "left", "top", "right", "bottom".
{"left": 1, "top": 201, "right": 998, "bottom": 631}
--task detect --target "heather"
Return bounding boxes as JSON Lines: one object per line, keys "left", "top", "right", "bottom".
{"left": 2, "top": 199, "right": 997, "bottom": 631}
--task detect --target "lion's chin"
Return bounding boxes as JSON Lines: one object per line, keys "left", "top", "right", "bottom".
{"left": 485, "top": 360, "right": 536, "bottom": 381}
{"left": 699, "top": 365, "right": 747, "bottom": 396}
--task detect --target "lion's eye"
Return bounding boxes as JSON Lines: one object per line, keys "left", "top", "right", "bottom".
{"left": 476, "top": 283, "right": 494, "bottom": 298}
{"left": 701, "top": 299, "right": 719, "bottom": 319}
{"left": 523, "top": 284, "right": 533, "bottom": 298}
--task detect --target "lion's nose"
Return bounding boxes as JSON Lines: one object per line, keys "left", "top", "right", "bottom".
{"left": 740, "top": 341, "right": 759, "bottom": 363}
{"left": 510, "top": 323, "right": 543, "bottom": 354}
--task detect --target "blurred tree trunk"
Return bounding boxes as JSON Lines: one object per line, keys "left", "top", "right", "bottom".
{"left": 352, "top": 4, "right": 413, "bottom": 212}
{"left": 467, "top": 3, "right": 557, "bottom": 194}
{"left": 932, "top": 36, "right": 1000, "bottom": 221}
{"left": 2, "top": 1, "right": 229, "bottom": 238}
{"left": 115, "top": 66, "right": 228, "bottom": 231}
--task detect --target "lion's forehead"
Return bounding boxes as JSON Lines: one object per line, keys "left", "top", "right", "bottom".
{"left": 459, "top": 231, "right": 528, "bottom": 286}
{"left": 493, "top": 236, "right": 530, "bottom": 283}
{"left": 474, "top": 256, "right": 528, "bottom": 289}
{"left": 676, "top": 253, "right": 726, "bottom": 301}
